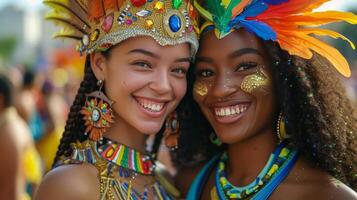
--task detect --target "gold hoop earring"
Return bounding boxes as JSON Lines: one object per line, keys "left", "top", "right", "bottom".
{"left": 277, "top": 112, "right": 287, "bottom": 142}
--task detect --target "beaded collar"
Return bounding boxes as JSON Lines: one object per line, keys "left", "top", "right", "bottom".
{"left": 97, "top": 139, "right": 155, "bottom": 175}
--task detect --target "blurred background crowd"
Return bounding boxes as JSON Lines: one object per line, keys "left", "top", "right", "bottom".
{"left": 0, "top": 0, "right": 356, "bottom": 199}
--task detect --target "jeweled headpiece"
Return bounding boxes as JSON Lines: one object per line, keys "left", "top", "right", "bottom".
{"left": 44, "top": 0, "right": 199, "bottom": 56}
{"left": 194, "top": 0, "right": 357, "bottom": 77}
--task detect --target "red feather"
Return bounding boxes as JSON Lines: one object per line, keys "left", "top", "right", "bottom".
{"left": 104, "top": 0, "right": 119, "bottom": 11}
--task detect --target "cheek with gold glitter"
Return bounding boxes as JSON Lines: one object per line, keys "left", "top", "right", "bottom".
{"left": 194, "top": 82, "right": 208, "bottom": 96}
{"left": 241, "top": 68, "right": 271, "bottom": 94}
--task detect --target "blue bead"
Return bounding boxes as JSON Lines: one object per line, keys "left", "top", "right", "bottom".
{"left": 169, "top": 15, "right": 181, "bottom": 33}
{"left": 132, "top": 16, "right": 138, "bottom": 21}
{"left": 127, "top": 12, "right": 132, "bottom": 17}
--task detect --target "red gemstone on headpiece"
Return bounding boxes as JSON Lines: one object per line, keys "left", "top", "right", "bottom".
{"left": 102, "top": 14, "right": 114, "bottom": 33}
{"left": 131, "top": 0, "right": 146, "bottom": 7}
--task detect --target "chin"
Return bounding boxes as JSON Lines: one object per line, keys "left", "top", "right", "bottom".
{"left": 135, "top": 122, "right": 164, "bottom": 135}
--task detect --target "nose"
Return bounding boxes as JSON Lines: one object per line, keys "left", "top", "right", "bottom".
{"left": 149, "top": 70, "right": 172, "bottom": 95}
{"left": 210, "top": 74, "right": 238, "bottom": 98}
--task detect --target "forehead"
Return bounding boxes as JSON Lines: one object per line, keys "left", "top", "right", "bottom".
{"left": 110, "top": 36, "right": 190, "bottom": 56}
{"left": 198, "top": 29, "right": 265, "bottom": 57}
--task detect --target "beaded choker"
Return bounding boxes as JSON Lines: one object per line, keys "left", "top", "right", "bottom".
{"left": 97, "top": 139, "right": 155, "bottom": 175}
{"left": 211, "top": 142, "right": 298, "bottom": 200}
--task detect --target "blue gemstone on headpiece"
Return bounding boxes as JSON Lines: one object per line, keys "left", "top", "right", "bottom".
{"left": 169, "top": 15, "right": 181, "bottom": 33}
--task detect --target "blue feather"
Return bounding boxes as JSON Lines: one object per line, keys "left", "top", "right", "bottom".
{"left": 240, "top": 0, "right": 268, "bottom": 18}
{"left": 238, "top": 19, "right": 277, "bottom": 41}
{"left": 262, "top": 0, "right": 289, "bottom": 5}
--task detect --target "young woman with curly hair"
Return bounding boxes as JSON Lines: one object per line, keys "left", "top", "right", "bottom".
{"left": 172, "top": 0, "right": 357, "bottom": 199}
{"left": 34, "top": 0, "right": 198, "bottom": 199}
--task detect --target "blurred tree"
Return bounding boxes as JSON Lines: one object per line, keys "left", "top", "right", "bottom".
{"left": 0, "top": 37, "right": 17, "bottom": 62}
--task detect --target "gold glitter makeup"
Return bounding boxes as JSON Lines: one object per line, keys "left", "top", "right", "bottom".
{"left": 194, "top": 82, "right": 208, "bottom": 96}
{"left": 241, "top": 68, "right": 270, "bottom": 94}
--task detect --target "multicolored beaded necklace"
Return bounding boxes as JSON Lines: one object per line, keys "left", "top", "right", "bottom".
{"left": 211, "top": 142, "right": 298, "bottom": 200}
{"left": 97, "top": 139, "right": 155, "bottom": 175}
{"left": 69, "top": 139, "right": 173, "bottom": 200}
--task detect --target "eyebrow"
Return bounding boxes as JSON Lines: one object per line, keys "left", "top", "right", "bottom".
{"left": 228, "top": 48, "right": 263, "bottom": 59}
{"left": 128, "top": 49, "right": 191, "bottom": 63}
{"left": 175, "top": 57, "right": 191, "bottom": 63}
{"left": 128, "top": 49, "right": 160, "bottom": 59}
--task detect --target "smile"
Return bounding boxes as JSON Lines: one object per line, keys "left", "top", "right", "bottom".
{"left": 211, "top": 103, "right": 250, "bottom": 124}
{"left": 134, "top": 97, "right": 169, "bottom": 118}
{"left": 214, "top": 104, "right": 248, "bottom": 117}
{"left": 136, "top": 97, "right": 165, "bottom": 112}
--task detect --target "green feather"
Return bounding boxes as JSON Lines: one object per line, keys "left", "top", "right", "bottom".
{"left": 204, "top": 0, "right": 243, "bottom": 35}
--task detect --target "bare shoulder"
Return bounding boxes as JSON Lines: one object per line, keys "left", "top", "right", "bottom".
{"left": 273, "top": 157, "right": 357, "bottom": 200}
{"left": 34, "top": 163, "right": 100, "bottom": 200}
{"left": 174, "top": 163, "right": 205, "bottom": 196}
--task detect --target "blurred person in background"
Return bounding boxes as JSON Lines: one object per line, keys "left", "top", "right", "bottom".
{"left": 36, "top": 79, "right": 68, "bottom": 172}
{"left": 0, "top": 73, "right": 42, "bottom": 200}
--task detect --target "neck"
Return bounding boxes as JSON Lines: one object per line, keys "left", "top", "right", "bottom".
{"left": 104, "top": 115, "right": 148, "bottom": 153}
{"left": 226, "top": 127, "right": 278, "bottom": 186}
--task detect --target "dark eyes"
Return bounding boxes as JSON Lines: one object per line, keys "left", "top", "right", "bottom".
{"left": 235, "top": 62, "right": 258, "bottom": 72}
{"left": 196, "top": 69, "right": 214, "bottom": 78}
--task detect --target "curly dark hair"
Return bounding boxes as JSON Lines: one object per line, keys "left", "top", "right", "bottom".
{"left": 172, "top": 40, "right": 357, "bottom": 190}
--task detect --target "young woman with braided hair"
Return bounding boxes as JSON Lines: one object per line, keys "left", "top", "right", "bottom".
{"left": 35, "top": 0, "right": 198, "bottom": 199}
{"left": 172, "top": 0, "right": 357, "bottom": 199}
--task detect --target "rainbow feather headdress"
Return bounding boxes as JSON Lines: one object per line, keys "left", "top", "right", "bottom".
{"left": 44, "top": 0, "right": 199, "bottom": 56}
{"left": 194, "top": 0, "right": 357, "bottom": 77}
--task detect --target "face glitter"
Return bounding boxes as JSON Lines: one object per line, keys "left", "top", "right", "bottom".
{"left": 241, "top": 68, "right": 270, "bottom": 94}
{"left": 194, "top": 81, "right": 208, "bottom": 96}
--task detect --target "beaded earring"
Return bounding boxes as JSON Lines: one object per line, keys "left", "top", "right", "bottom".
{"left": 80, "top": 80, "right": 115, "bottom": 141}
{"left": 163, "top": 112, "right": 180, "bottom": 151}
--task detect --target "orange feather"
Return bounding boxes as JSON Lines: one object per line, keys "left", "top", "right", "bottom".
{"left": 232, "top": 0, "right": 252, "bottom": 18}
{"left": 88, "top": 0, "right": 105, "bottom": 21}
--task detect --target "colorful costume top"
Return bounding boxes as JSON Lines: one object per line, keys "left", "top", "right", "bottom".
{"left": 194, "top": 0, "right": 357, "bottom": 77}
{"left": 44, "top": 0, "right": 199, "bottom": 56}
{"left": 57, "top": 138, "right": 177, "bottom": 199}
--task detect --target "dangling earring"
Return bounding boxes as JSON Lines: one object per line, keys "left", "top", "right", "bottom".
{"left": 209, "top": 132, "right": 222, "bottom": 146}
{"left": 80, "top": 80, "right": 115, "bottom": 141}
{"left": 163, "top": 112, "right": 180, "bottom": 151}
{"left": 276, "top": 112, "right": 287, "bottom": 142}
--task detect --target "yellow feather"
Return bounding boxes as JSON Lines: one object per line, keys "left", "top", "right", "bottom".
{"left": 300, "top": 28, "right": 355, "bottom": 49}
{"left": 280, "top": 32, "right": 351, "bottom": 77}
{"left": 193, "top": 0, "right": 213, "bottom": 21}
{"left": 283, "top": 11, "right": 357, "bottom": 26}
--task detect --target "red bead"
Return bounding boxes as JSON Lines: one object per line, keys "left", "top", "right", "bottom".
{"left": 131, "top": 0, "right": 146, "bottom": 7}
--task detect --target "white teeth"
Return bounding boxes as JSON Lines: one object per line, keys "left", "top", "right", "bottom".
{"left": 225, "top": 108, "right": 231, "bottom": 115}
{"left": 215, "top": 105, "right": 248, "bottom": 117}
{"left": 138, "top": 100, "right": 164, "bottom": 112}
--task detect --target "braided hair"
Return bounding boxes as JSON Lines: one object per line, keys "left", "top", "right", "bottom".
{"left": 52, "top": 55, "right": 98, "bottom": 165}
{"left": 173, "top": 40, "right": 357, "bottom": 190}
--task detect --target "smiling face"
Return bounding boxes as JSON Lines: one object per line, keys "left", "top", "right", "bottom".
{"left": 91, "top": 36, "right": 190, "bottom": 135}
{"left": 193, "top": 29, "right": 276, "bottom": 144}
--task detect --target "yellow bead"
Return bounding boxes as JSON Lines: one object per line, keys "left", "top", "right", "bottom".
{"left": 145, "top": 19, "right": 154, "bottom": 29}
{"left": 153, "top": 1, "right": 164, "bottom": 11}
{"left": 90, "top": 29, "right": 100, "bottom": 42}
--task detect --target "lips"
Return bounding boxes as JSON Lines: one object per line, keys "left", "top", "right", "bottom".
{"left": 210, "top": 102, "right": 250, "bottom": 124}
{"left": 214, "top": 104, "right": 248, "bottom": 117}
{"left": 135, "top": 97, "right": 166, "bottom": 113}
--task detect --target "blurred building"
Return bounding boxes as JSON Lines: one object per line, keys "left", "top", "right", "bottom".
{"left": 0, "top": 5, "right": 74, "bottom": 68}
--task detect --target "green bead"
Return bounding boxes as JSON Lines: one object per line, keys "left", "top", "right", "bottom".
{"left": 172, "top": 0, "right": 182, "bottom": 9}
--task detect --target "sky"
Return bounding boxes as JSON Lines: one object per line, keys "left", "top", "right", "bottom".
{"left": 0, "top": 0, "right": 355, "bottom": 11}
